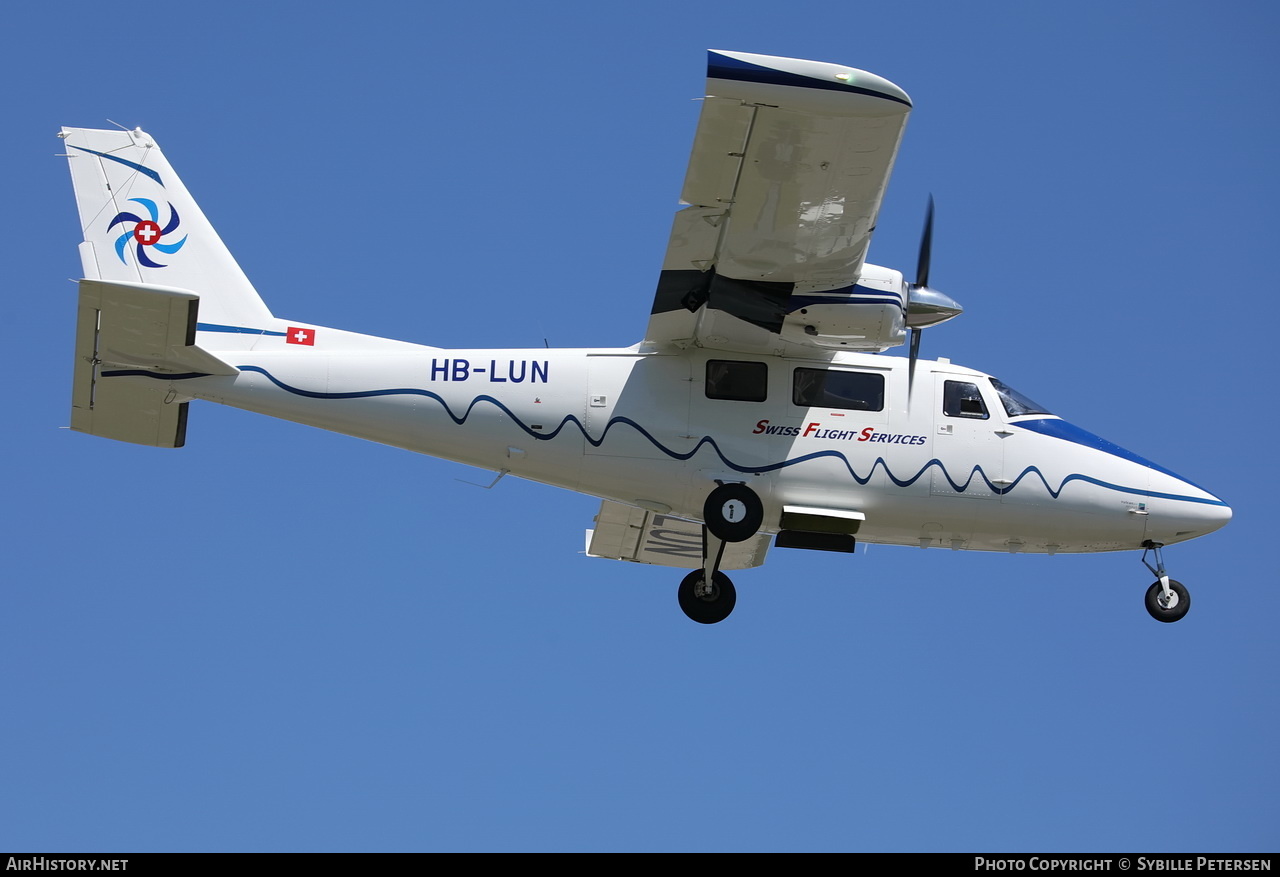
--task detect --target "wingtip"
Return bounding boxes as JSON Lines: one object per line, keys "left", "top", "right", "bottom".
{"left": 706, "top": 50, "right": 911, "bottom": 108}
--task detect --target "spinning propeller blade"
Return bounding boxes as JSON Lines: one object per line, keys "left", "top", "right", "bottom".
{"left": 916, "top": 195, "right": 934, "bottom": 291}
{"left": 907, "top": 197, "right": 934, "bottom": 400}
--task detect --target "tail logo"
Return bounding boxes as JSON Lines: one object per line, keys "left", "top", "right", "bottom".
{"left": 107, "top": 198, "right": 188, "bottom": 268}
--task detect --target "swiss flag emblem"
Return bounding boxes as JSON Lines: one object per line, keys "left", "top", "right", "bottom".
{"left": 286, "top": 327, "right": 316, "bottom": 346}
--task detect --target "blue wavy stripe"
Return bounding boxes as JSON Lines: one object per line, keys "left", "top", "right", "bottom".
{"left": 101, "top": 366, "right": 1225, "bottom": 507}
{"left": 159, "top": 203, "right": 180, "bottom": 235}
{"left": 788, "top": 296, "right": 903, "bottom": 310}
{"left": 153, "top": 235, "right": 188, "bottom": 255}
{"left": 180, "top": 366, "right": 1219, "bottom": 508}
{"left": 101, "top": 369, "right": 212, "bottom": 380}
{"left": 129, "top": 197, "right": 159, "bottom": 222}
{"left": 195, "top": 323, "right": 287, "bottom": 337}
{"left": 786, "top": 287, "right": 906, "bottom": 316}
{"left": 106, "top": 211, "right": 143, "bottom": 230}
{"left": 136, "top": 244, "right": 167, "bottom": 268}
{"left": 791, "top": 286, "right": 901, "bottom": 300}
{"left": 68, "top": 145, "right": 163, "bottom": 186}
{"left": 113, "top": 230, "right": 133, "bottom": 263}
{"left": 1010, "top": 417, "right": 1208, "bottom": 491}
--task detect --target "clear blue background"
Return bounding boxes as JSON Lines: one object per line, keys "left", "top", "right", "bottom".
{"left": 2, "top": 0, "right": 1275, "bottom": 853}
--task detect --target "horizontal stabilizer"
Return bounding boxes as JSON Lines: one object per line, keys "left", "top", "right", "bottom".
{"left": 586, "top": 500, "right": 770, "bottom": 570}
{"left": 70, "top": 279, "right": 237, "bottom": 447}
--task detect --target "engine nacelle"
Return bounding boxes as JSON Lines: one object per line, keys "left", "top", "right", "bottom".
{"left": 778, "top": 264, "right": 908, "bottom": 351}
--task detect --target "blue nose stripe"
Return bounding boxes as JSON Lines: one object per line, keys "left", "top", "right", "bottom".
{"left": 1011, "top": 417, "right": 1214, "bottom": 496}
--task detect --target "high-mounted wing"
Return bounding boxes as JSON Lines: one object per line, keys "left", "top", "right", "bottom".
{"left": 644, "top": 51, "right": 913, "bottom": 356}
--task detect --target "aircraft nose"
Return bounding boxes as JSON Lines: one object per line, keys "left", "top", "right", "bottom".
{"left": 1151, "top": 487, "right": 1232, "bottom": 544}
{"left": 1199, "top": 497, "right": 1233, "bottom": 535}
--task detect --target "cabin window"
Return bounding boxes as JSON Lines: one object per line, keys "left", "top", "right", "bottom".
{"left": 793, "top": 368, "right": 884, "bottom": 411}
{"left": 990, "top": 378, "right": 1052, "bottom": 417}
{"left": 943, "top": 380, "right": 989, "bottom": 419}
{"left": 705, "top": 360, "right": 767, "bottom": 402}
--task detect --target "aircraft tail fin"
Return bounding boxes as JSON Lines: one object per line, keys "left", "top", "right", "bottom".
{"left": 60, "top": 126, "right": 273, "bottom": 329}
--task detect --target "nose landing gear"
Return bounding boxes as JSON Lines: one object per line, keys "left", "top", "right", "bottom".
{"left": 1141, "top": 541, "right": 1191, "bottom": 623}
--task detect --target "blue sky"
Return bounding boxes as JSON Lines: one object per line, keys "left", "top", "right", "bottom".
{"left": 2, "top": 0, "right": 1276, "bottom": 853}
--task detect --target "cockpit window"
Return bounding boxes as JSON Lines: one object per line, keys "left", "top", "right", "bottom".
{"left": 990, "top": 378, "right": 1052, "bottom": 417}
{"left": 943, "top": 380, "right": 988, "bottom": 419}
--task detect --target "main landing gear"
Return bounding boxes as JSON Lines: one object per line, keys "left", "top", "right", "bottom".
{"left": 677, "top": 483, "right": 764, "bottom": 624}
{"left": 1141, "top": 541, "right": 1191, "bottom": 623}
{"left": 678, "top": 568, "right": 736, "bottom": 625}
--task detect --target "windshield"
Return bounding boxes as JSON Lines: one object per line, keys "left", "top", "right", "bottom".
{"left": 990, "top": 378, "right": 1053, "bottom": 418}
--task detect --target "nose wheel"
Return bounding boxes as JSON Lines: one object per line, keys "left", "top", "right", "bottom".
{"left": 1141, "top": 541, "right": 1192, "bottom": 623}
{"left": 1145, "top": 578, "right": 1190, "bottom": 622}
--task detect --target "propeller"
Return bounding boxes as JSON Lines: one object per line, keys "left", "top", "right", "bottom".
{"left": 905, "top": 196, "right": 963, "bottom": 400}
{"left": 907, "top": 197, "right": 934, "bottom": 399}
{"left": 916, "top": 195, "right": 934, "bottom": 290}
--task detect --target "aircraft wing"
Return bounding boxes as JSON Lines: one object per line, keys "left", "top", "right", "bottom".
{"left": 644, "top": 50, "right": 912, "bottom": 354}
{"left": 586, "top": 501, "right": 770, "bottom": 570}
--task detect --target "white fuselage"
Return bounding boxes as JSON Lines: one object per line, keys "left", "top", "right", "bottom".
{"left": 171, "top": 328, "right": 1230, "bottom": 555}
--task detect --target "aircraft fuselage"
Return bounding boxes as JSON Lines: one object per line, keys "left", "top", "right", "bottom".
{"left": 173, "top": 337, "right": 1229, "bottom": 556}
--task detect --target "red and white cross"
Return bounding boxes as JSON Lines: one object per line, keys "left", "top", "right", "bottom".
{"left": 133, "top": 220, "right": 163, "bottom": 245}
{"left": 286, "top": 327, "right": 316, "bottom": 346}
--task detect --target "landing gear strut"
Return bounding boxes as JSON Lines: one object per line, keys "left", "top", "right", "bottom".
{"left": 1141, "top": 541, "right": 1191, "bottom": 623}
{"left": 677, "top": 483, "right": 761, "bottom": 624}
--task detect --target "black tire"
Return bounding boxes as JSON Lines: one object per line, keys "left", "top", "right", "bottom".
{"left": 678, "top": 569, "right": 737, "bottom": 624}
{"left": 703, "top": 483, "right": 763, "bottom": 543}
{"left": 1145, "top": 579, "right": 1191, "bottom": 623}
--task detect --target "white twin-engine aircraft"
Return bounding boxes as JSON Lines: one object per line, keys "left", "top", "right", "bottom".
{"left": 61, "top": 50, "right": 1230, "bottom": 624}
